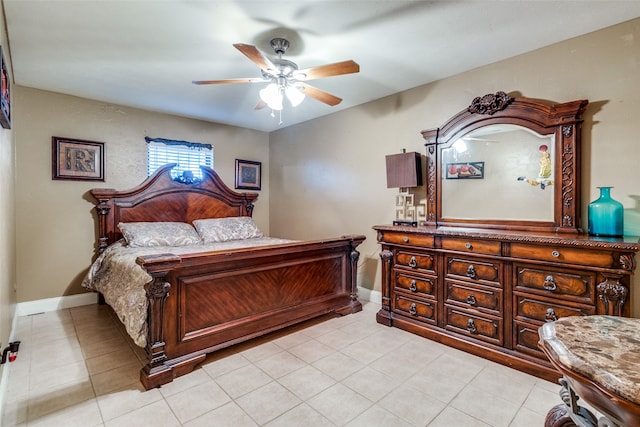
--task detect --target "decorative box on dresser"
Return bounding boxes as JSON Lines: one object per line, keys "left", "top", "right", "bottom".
{"left": 374, "top": 92, "right": 640, "bottom": 382}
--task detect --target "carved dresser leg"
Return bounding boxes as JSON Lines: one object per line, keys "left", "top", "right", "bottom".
{"left": 376, "top": 249, "right": 394, "bottom": 326}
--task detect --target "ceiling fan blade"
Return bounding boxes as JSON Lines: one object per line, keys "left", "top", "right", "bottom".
{"left": 233, "top": 43, "right": 277, "bottom": 73}
{"left": 299, "top": 83, "right": 343, "bottom": 106}
{"left": 254, "top": 99, "right": 267, "bottom": 110}
{"left": 192, "top": 77, "right": 264, "bottom": 85}
{"left": 295, "top": 60, "right": 360, "bottom": 81}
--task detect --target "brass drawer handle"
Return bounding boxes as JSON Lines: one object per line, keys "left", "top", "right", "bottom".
{"left": 466, "top": 265, "right": 477, "bottom": 279}
{"left": 409, "top": 303, "right": 417, "bottom": 315}
{"left": 466, "top": 319, "right": 477, "bottom": 333}
{"left": 466, "top": 294, "right": 477, "bottom": 306}
{"left": 409, "top": 280, "right": 417, "bottom": 292}
{"left": 551, "top": 250, "right": 560, "bottom": 258}
{"left": 403, "top": 237, "right": 409, "bottom": 243}
{"left": 465, "top": 242, "right": 472, "bottom": 249}
{"left": 545, "top": 308, "right": 558, "bottom": 322}
{"left": 543, "top": 275, "right": 557, "bottom": 291}
{"left": 408, "top": 256, "right": 417, "bottom": 268}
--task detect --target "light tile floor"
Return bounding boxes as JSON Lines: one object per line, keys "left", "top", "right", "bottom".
{"left": 1, "top": 301, "right": 566, "bottom": 426}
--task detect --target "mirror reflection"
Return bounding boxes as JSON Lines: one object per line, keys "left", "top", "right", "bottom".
{"left": 440, "top": 124, "right": 555, "bottom": 221}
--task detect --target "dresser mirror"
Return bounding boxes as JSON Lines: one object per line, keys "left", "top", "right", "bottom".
{"left": 421, "top": 91, "right": 589, "bottom": 233}
{"left": 440, "top": 124, "right": 555, "bottom": 222}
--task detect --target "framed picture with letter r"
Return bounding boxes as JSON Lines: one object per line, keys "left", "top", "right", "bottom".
{"left": 235, "top": 159, "right": 261, "bottom": 190}
{"left": 52, "top": 136, "right": 105, "bottom": 181}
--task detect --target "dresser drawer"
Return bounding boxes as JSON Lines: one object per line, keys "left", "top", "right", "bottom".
{"left": 381, "top": 231, "right": 434, "bottom": 247}
{"left": 513, "top": 320, "right": 547, "bottom": 359}
{"left": 510, "top": 243, "right": 613, "bottom": 268}
{"left": 395, "top": 271, "right": 436, "bottom": 298}
{"left": 445, "top": 306, "right": 503, "bottom": 346}
{"left": 393, "top": 294, "right": 437, "bottom": 325}
{"left": 514, "top": 295, "right": 595, "bottom": 323}
{"left": 396, "top": 251, "right": 436, "bottom": 272}
{"left": 446, "top": 280, "right": 502, "bottom": 315}
{"left": 445, "top": 256, "right": 502, "bottom": 286}
{"left": 515, "top": 264, "right": 595, "bottom": 304}
{"left": 441, "top": 237, "right": 501, "bottom": 256}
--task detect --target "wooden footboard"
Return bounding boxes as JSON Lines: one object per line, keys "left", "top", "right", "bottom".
{"left": 137, "top": 235, "right": 365, "bottom": 389}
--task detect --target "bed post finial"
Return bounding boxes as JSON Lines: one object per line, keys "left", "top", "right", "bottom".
{"left": 96, "top": 200, "right": 111, "bottom": 253}
{"left": 245, "top": 197, "right": 255, "bottom": 216}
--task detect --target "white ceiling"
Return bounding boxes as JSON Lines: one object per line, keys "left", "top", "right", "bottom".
{"left": 5, "top": 1, "right": 640, "bottom": 132}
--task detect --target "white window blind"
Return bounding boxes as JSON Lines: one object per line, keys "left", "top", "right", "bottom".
{"left": 146, "top": 137, "right": 214, "bottom": 180}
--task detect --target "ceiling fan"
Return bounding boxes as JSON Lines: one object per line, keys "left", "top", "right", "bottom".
{"left": 192, "top": 38, "right": 360, "bottom": 113}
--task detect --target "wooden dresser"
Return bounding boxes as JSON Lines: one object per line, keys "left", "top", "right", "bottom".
{"left": 373, "top": 225, "right": 639, "bottom": 381}
{"left": 376, "top": 92, "right": 640, "bottom": 380}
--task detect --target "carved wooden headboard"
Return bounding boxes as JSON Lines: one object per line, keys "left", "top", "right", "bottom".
{"left": 90, "top": 163, "right": 259, "bottom": 252}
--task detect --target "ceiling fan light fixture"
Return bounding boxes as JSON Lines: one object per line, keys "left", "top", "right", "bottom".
{"left": 259, "top": 82, "right": 283, "bottom": 110}
{"left": 193, "top": 37, "right": 359, "bottom": 120}
{"left": 285, "top": 85, "right": 305, "bottom": 107}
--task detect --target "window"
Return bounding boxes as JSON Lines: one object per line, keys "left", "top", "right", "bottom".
{"left": 146, "top": 136, "right": 214, "bottom": 180}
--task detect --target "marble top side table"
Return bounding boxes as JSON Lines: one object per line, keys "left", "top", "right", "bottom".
{"left": 539, "top": 315, "right": 640, "bottom": 427}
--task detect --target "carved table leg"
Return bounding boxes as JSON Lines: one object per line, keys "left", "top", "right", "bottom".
{"left": 545, "top": 378, "right": 598, "bottom": 427}
{"left": 545, "top": 404, "right": 580, "bottom": 427}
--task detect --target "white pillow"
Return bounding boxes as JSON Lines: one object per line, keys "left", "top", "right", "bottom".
{"left": 193, "top": 217, "right": 264, "bottom": 243}
{"left": 118, "top": 222, "right": 202, "bottom": 247}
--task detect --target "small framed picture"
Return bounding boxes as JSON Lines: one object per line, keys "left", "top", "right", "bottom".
{"left": 446, "top": 161, "right": 484, "bottom": 179}
{"left": 52, "top": 136, "right": 105, "bottom": 181}
{"left": 0, "top": 47, "right": 11, "bottom": 129}
{"left": 235, "top": 159, "right": 261, "bottom": 190}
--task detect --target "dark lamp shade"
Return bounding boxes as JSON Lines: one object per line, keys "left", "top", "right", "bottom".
{"left": 386, "top": 152, "right": 422, "bottom": 188}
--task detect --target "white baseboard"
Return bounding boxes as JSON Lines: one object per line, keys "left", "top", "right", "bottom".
{"left": 16, "top": 292, "right": 98, "bottom": 317}
{"left": 357, "top": 287, "right": 381, "bottom": 305}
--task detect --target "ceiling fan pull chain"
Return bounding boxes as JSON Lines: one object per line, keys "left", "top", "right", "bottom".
{"left": 279, "top": 109, "right": 283, "bottom": 126}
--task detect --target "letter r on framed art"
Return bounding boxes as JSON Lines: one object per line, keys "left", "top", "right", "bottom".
{"left": 52, "top": 136, "right": 105, "bottom": 181}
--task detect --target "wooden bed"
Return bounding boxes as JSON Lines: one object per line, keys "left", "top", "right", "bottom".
{"left": 87, "top": 163, "right": 365, "bottom": 390}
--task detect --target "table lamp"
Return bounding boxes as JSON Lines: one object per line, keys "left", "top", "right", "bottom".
{"left": 386, "top": 150, "right": 422, "bottom": 226}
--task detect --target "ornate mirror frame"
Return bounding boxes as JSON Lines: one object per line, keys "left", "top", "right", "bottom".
{"left": 421, "top": 91, "right": 588, "bottom": 234}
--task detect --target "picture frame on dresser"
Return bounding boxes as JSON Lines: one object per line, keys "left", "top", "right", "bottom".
{"left": 373, "top": 91, "right": 640, "bottom": 383}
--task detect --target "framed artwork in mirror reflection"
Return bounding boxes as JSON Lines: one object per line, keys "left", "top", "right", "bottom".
{"left": 446, "top": 161, "right": 484, "bottom": 179}
{"left": 235, "top": 159, "right": 261, "bottom": 190}
{"left": 52, "top": 136, "right": 105, "bottom": 181}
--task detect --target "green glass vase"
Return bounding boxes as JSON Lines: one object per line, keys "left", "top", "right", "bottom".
{"left": 588, "top": 187, "right": 623, "bottom": 237}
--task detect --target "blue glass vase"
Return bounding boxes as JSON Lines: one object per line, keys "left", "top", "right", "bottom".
{"left": 588, "top": 187, "right": 623, "bottom": 237}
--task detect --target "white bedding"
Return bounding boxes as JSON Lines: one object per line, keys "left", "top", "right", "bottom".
{"left": 81, "top": 237, "right": 296, "bottom": 347}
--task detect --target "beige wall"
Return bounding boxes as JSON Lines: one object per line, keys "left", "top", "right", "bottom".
{"left": 269, "top": 18, "right": 640, "bottom": 314}
{"left": 14, "top": 88, "right": 269, "bottom": 302}
{"left": 0, "top": 3, "right": 17, "bottom": 385}
{"left": 9, "top": 18, "right": 640, "bottom": 317}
